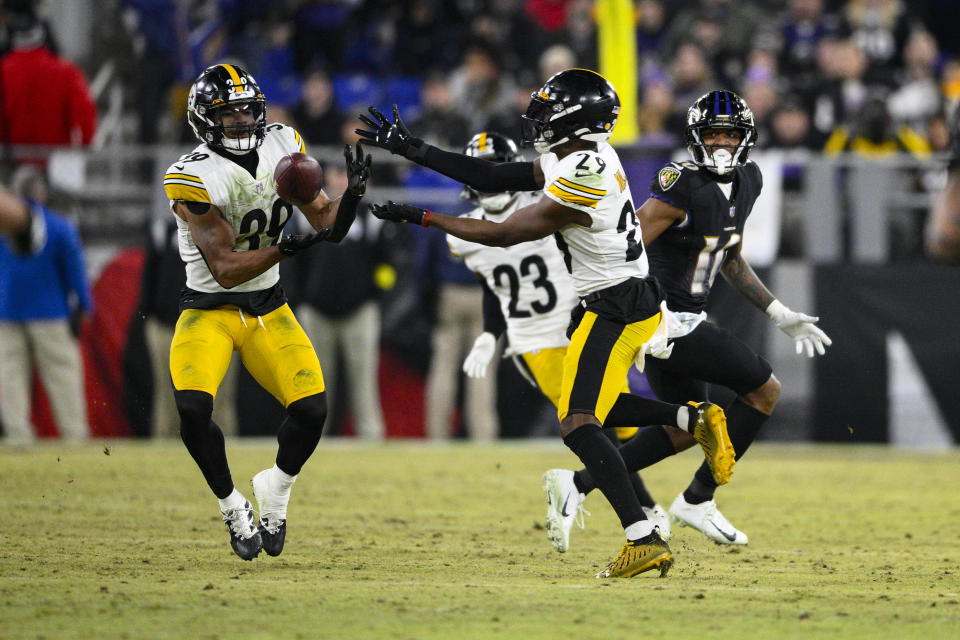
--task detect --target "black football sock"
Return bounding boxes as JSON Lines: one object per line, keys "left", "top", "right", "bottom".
{"left": 574, "top": 428, "right": 657, "bottom": 507}
{"left": 276, "top": 394, "right": 327, "bottom": 476}
{"left": 686, "top": 399, "right": 771, "bottom": 502}
{"left": 605, "top": 393, "right": 682, "bottom": 428}
{"left": 616, "top": 426, "right": 679, "bottom": 472}
{"left": 176, "top": 389, "right": 233, "bottom": 499}
{"left": 563, "top": 423, "right": 644, "bottom": 528}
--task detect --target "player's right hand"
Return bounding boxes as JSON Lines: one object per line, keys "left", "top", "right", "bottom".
{"left": 356, "top": 105, "right": 423, "bottom": 158}
{"left": 370, "top": 201, "right": 429, "bottom": 226}
{"left": 278, "top": 228, "right": 331, "bottom": 256}
{"left": 463, "top": 332, "right": 497, "bottom": 379}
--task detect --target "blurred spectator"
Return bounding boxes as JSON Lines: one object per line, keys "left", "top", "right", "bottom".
{"left": 466, "top": 0, "right": 545, "bottom": 78}
{"left": 769, "top": 98, "right": 821, "bottom": 149}
{"left": 742, "top": 70, "right": 780, "bottom": 143}
{"left": 758, "top": 0, "right": 844, "bottom": 95}
{"left": 636, "top": 74, "right": 679, "bottom": 147}
{"left": 823, "top": 94, "right": 930, "bottom": 157}
{"left": 485, "top": 74, "right": 541, "bottom": 146}
{"left": 538, "top": 44, "right": 576, "bottom": 83}
{"left": 288, "top": 163, "right": 390, "bottom": 441}
{"left": 635, "top": 0, "right": 670, "bottom": 72}
{"left": 410, "top": 71, "right": 471, "bottom": 150}
{"left": 0, "top": 166, "right": 91, "bottom": 445}
{"left": 254, "top": 21, "right": 302, "bottom": 115}
{"left": 138, "top": 215, "right": 238, "bottom": 438}
{"left": 291, "top": 68, "right": 346, "bottom": 147}
{"left": 887, "top": 29, "right": 942, "bottom": 135}
{"left": 554, "top": 0, "right": 597, "bottom": 72}
{"left": 840, "top": 0, "right": 914, "bottom": 87}
{"left": 0, "top": 4, "right": 96, "bottom": 157}
{"left": 447, "top": 39, "right": 516, "bottom": 133}
{"left": 291, "top": 0, "right": 352, "bottom": 72}
{"left": 121, "top": 0, "right": 186, "bottom": 144}
{"left": 417, "top": 226, "right": 499, "bottom": 441}
{"left": 925, "top": 106, "right": 960, "bottom": 262}
{"left": 806, "top": 38, "right": 871, "bottom": 142}
{"left": 394, "top": 0, "right": 465, "bottom": 76}
{"left": 668, "top": 43, "right": 716, "bottom": 130}
{"left": 664, "top": 0, "right": 767, "bottom": 78}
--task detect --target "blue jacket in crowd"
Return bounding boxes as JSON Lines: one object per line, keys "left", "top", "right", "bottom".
{"left": 0, "top": 203, "right": 92, "bottom": 321}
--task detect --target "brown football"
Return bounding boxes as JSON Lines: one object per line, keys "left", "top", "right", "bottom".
{"left": 274, "top": 153, "right": 323, "bottom": 204}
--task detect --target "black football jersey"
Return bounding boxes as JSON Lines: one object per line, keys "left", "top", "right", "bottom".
{"left": 646, "top": 160, "right": 763, "bottom": 313}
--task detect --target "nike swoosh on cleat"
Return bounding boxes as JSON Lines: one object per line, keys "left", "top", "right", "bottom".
{"left": 560, "top": 494, "right": 572, "bottom": 517}
{"left": 709, "top": 519, "right": 737, "bottom": 541}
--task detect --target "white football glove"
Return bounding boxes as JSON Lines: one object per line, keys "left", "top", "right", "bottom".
{"left": 765, "top": 299, "right": 833, "bottom": 358}
{"left": 462, "top": 332, "right": 497, "bottom": 379}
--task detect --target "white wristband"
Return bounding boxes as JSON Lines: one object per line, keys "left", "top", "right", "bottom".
{"left": 765, "top": 299, "right": 787, "bottom": 320}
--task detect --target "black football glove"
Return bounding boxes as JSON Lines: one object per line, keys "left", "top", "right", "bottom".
{"left": 278, "top": 227, "right": 331, "bottom": 256}
{"left": 356, "top": 105, "right": 428, "bottom": 162}
{"left": 370, "top": 201, "right": 429, "bottom": 226}
{"left": 345, "top": 142, "right": 372, "bottom": 196}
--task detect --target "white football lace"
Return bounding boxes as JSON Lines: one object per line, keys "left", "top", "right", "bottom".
{"left": 574, "top": 494, "right": 590, "bottom": 530}
{"left": 223, "top": 505, "right": 256, "bottom": 538}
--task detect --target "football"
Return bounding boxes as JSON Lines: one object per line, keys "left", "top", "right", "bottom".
{"left": 274, "top": 153, "right": 323, "bottom": 205}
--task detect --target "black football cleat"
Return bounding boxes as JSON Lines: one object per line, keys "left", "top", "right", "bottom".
{"left": 222, "top": 500, "right": 263, "bottom": 561}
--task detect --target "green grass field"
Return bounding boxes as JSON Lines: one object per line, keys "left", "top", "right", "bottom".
{"left": 1, "top": 440, "right": 957, "bottom": 639}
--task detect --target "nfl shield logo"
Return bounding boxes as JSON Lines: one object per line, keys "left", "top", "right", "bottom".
{"left": 256, "top": 182, "right": 265, "bottom": 194}
{"left": 729, "top": 205, "right": 736, "bottom": 218}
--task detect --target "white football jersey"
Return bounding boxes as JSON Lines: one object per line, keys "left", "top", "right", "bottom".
{"left": 447, "top": 191, "right": 578, "bottom": 356}
{"left": 539, "top": 141, "right": 649, "bottom": 296}
{"left": 163, "top": 123, "right": 307, "bottom": 293}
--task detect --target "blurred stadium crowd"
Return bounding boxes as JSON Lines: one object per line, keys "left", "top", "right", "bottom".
{"left": 1, "top": 0, "right": 959, "bottom": 443}
{"left": 104, "top": 0, "right": 960, "bottom": 157}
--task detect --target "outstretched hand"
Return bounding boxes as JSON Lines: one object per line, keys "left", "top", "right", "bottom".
{"left": 766, "top": 300, "right": 832, "bottom": 357}
{"left": 344, "top": 143, "right": 371, "bottom": 196}
{"left": 356, "top": 105, "right": 424, "bottom": 159}
{"left": 370, "top": 201, "right": 429, "bottom": 226}
{"left": 278, "top": 227, "right": 332, "bottom": 256}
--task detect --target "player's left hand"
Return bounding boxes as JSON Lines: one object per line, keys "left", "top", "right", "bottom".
{"left": 370, "top": 201, "right": 429, "bottom": 226}
{"left": 345, "top": 143, "right": 371, "bottom": 196}
{"left": 355, "top": 105, "right": 424, "bottom": 159}
{"left": 278, "top": 228, "right": 332, "bottom": 255}
{"left": 766, "top": 300, "right": 832, "bottom": 357}
{"left": 463, "top": 332, "right": 497, "bottom": 378}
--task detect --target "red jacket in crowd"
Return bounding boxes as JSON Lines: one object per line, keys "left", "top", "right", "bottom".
{"left": 0, "top": 45, "right": 97, "bottom": 146}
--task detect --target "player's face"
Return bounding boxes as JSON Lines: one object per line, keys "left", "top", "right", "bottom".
{"left": 701, "top": 128, "right": 742, "bottom": 152}
{"left": 217, "top": 104, "right": 256, "bottom": 138}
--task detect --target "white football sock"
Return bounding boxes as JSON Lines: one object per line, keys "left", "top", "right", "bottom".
{"left": 218, "top": 488, "right": 246, "bottom": 512}
{"left": 624, "top": 519, "right": 656, "bottom": 541}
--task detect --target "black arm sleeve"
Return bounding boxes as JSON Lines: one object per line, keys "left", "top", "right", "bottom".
{"left": 480, "top": 278, "right": 506, "bottom": 338}
{"left": 421, "top": 145, "right": 541, "bottom": 193}
{"left": 326, "top": 190, "right": 361, "bottom": 243}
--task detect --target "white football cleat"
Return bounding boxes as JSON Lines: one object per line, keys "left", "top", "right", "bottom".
{"left": 542, "top": 469, "right": 589, "bottom": 553}
{"left": 668, "top": 493, "right": 748, "bottom": 545}
{"left": 252, "top": 469, "right": 292, "bottom": 556}
{"left": 642, "top": 503, "right": 671, "bottom": 540}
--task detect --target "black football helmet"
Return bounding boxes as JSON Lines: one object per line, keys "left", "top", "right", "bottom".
{"left": 685, "top": 90, "right": 756, "bottom": 175}
{"left": 521, "top": 69, "right": 620, "bottom": 154}
{"left": 460, "top": 131, "right": 521, "bottom": 213}
{"left": 187, "top": 64, "right": 266, "bottom": 154}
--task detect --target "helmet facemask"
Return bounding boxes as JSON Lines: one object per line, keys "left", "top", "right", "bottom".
{"left": 187, "top": 64, "right": 267, "bottom": 155}
{"left": 687, "top": 124, "right": 754, "bottom": 176}
{"left": 460, "top": 131, "right": 521, "bottom": 217}
{"left": 685, "top": 90, "right": 756, "bottom": 175}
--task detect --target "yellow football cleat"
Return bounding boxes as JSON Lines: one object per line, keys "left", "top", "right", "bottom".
{"left": 595, "top": 532, "right": 673, "bottom": 579}
{"left": 689, "top": 401, "right": 735, "bottom": 485}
